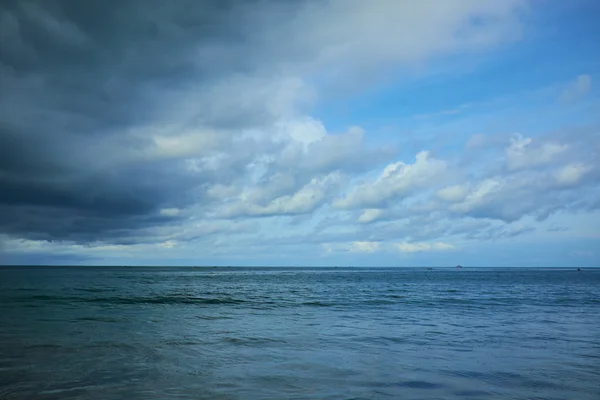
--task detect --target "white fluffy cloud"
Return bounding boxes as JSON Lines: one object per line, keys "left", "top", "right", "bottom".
{"left": 350, "top": 241, "right": 381, "bottom": 253}
{"left": 505, "top": 134, "right": 568, "bottom": 171}
{"left": 334, "top": 151, "right": 447, "bottom": 209}
{"left": 217, "top": 172, "right": 343, "bottom": 218}
{"left": 553, "top": 163, "right": 593, "bottom": 187}
{"left": 308, "top": 128, "right": 599, "bottom": 248}
{"left": 159, "top": 208, "right": 181, "bottom": 217}
{"left": 437, "top": 184, "right": 471, "bottom": 202}
{"left": 395, "top": 241, "right": 455, "bottom": 253}
{"left": 357, "top": 209, "right": 385, "bottom": 224}
{"left": 322, "top": 240, "right": 455, "bottom": 255}
{"left": 271, "top": 0, "right": 527, "bottom": 82}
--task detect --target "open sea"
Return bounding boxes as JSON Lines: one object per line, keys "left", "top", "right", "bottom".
{"left": 0, "top": 266, "right": 598, "bottom": 399}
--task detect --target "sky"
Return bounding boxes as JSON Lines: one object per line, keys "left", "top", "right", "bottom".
{"left": 0, "top": 0, "right": 599, "bottom": 267}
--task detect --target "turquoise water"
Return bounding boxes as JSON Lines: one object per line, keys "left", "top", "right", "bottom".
{"left": 1, "top": 267, "right": 599, "bottom": 399}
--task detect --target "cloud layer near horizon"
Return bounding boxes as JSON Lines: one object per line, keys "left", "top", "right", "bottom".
{"left": 1, "top": 0, "right": 599, "bottom": 266}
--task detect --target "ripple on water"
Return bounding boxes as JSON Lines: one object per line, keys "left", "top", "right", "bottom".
{"left": 1, "top": 267, "right": 599, "bottom": 400}
{"left": 222, "top": 337, "right": 288, "bottom": 347}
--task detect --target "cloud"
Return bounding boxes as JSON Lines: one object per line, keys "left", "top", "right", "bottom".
{"left": 505, "top": 134, "right": 568, "bottom": 171}
{"left": 278, "top": 0, "right": 527, "bottom": 86}
{"left": 357, "top": 209, "right": 385, "bottom": 224}
{"left": 396, "top": 129, "right": 597, "bottom": 225}
{"left": 463, "top": 225, "right": 535, "bottom": 240}
{"left": 217, "top": 172, "right": 343, "bottom": 218}
{"left": 320, "top": 128, "right": 600, "bottom": 245}
{"left": 437, "top": 184, "right": 471, "bottom": 202}
{"left": 5, "top": 0, "right": 598, "bottom": 267}
{"left": 560, "top": 74, "right": 592, "bottom": 103}
{"left": 349, "top": 241, "right": 381, "bottom": 253}
{"left": 334, "top": 151, "right": 447, "bottom": 209}
{"left": 159, "top": 208, "right": 181, "bottom": 217}
{"left": 553, "top": 163, "right": 593, "bottom": 186}
{"left": 547, "top": 226, "right": 568, "bottom": 232}
{"left": 18, "top": 1, "right": 89, "bottom": 47}
{"left": 414, "top": 103, "right": 472, "bottom": 120}
{"left": 394, "top": 242, "right": 455, "bottom": 253}
{"left": 445, "top": 167, "right": 596, "bottom": 223}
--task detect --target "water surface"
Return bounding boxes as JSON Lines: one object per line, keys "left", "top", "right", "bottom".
{"left": 1, "top": 266, "right": 598, "bottom": 399}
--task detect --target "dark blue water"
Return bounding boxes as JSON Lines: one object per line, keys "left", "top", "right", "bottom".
{"left": 1, "top": 267, "right": 599, "bottom": 399}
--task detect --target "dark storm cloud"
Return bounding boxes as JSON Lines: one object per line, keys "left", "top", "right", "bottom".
{"left": 0, "top": 0, "right": 285, "bottom": 243}
{"left": 0, "top": 157, "right": 202, "bottom": 242}
{"left": 1, "top": 0, "right": 281, "bottom": 134}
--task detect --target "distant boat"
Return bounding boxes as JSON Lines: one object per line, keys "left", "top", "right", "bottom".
{"left": 456, "top": 265, "right": 463, "bottom": 268}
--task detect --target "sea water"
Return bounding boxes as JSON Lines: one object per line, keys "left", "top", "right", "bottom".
{"left": 0, "top": 266, "right": 598, "bottom": 399}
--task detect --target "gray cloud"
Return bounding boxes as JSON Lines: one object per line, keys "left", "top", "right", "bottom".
{"left": 1, "top": 0, "right": 544, "bottom": 254}
{"left": 0, "top": 0, "right": 382, "bottom": 243}
{"left": 0, "top": 0, "right": 259, "bottom": 243}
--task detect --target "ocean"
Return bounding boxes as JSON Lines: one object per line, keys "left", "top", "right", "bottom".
{"left": 0, "top": 266, "right": 598, "bottom": 399}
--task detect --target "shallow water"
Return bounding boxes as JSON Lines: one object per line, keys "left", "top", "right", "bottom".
{"left": 1, "top": 266, "right": 599, "bottom": 399}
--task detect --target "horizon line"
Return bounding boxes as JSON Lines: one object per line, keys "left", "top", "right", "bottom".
{"left": 1, "top": 265, "right": 597, "bottom": 269}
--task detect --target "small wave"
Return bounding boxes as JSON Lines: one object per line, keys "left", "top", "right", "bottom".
{"left": 398, "top": 380, "right": 445, "bottom": 389}
{"left": 13, "top": 294, "right": 247, "bottom": 306}
{"left": 87, "top": 296, "right": 247, "bottom": 305}
{"left": 361, "top": 380, "right": 445, "bottom": 390}
{"left": 39, "top": 387, "right": 90, "bottom": 395}
{"left": 352, "top": 336, "right": 413, "bottom": 347}
{"left": 387, "top": 294, "right": 406, "bottom": 299}
{"left": 223, "top": 337, "right": 287, "bottom": 346}
{"left": 75, "top": 288, "right": 114, "bottom": 293}
{"left": 362, "top": 299, "right": 397, "bottom": 305}
{"left": 25, "top": 294, "right": 66, "bottom": 301}
{"left": 79, "top": 342, "right": 137, "bottom": 350}
{"left": 195, "top": 315, "right": 234, "bottom": 320}
{"left": 24, "top": 344, "right": 64, "bottom": 350}
{"left": 453, "top": 390, "right": 492, "bottom": 397}
{"left": 162, "top": 339, "right": 202, "bottom": 346}
{"left": 75, "top": 316, "right": 121, "bottom": 323}
{"left": 302, "top": 301, "right": 335, "bottom": 307}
